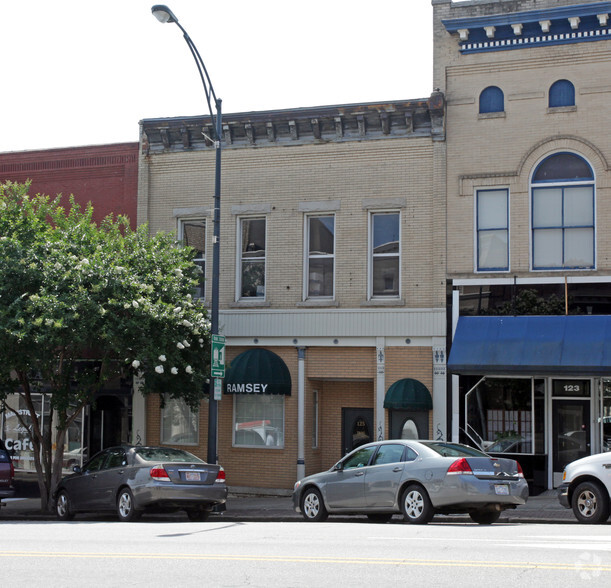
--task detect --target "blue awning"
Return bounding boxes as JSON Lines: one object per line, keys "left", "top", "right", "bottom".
{"left": 448, "top": 315, "right": 611, "bottom": 376}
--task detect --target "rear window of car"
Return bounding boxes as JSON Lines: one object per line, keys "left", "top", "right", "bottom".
{"left": 135, "top": 447, "right": 205, "bottom": 463}
{"left": 422, "top": 442, "right": 487, "bottom": 458}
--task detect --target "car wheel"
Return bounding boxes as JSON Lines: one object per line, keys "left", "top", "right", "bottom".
{"left": 56, "top": 490, "right": 75, "bottom": 521}
{"left": 186, "top": 508, "right": 211, "bottom": 522}
{"left": 300, "top": 487, "right": 328, "bottom": 522}
{"left": 117, "top": 488, "right": 141, "bottom": 522}
{"left": 367, "top": 513, "right": 393, "bottom": 523}
{"left": 469, "top": 509, "right": 501, "bottom": 525}
{"left": 572, "top": 481, "right": 610, "bottom": 524}
{"left": 401, "top": 484, "right": 434, "bottom": 524}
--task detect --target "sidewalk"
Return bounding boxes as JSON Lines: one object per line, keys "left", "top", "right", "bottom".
{"left": 0, "top": 489, "right": 578, "bottom": 523}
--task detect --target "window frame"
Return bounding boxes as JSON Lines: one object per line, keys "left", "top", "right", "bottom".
{"left": 475, "top": 187, "right": 510, "bottom": 272}
{"left": 304, "top": 214, "right": 335, "bottom": 300}
{"left": 479, "top": 86, "right": 504, "bottom": 114}
{"left": 549, "top": 79, "right": 575, "bottom": 108}
{"left": 530, "top": 152, "right": 595, "bottom": 271}
{"left": 368, "top": 210, "right": 401, "bottom": 300}
{"left": 236, "top": 216, "right": 267, "bottom": 301}
{"left": 179, "top": 219, "right": 206, "bottom": 300}
{"left": 232, "top": 393, "right": 285, "bottom": 449}
{"left": 160, "top": 395, "right": 200, "bottom": 446}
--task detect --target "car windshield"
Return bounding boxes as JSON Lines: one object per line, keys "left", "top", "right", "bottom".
{"left": 422, "top": 442, "right": 488, "bottom": 458}
{"left": 135, "top": 447, "right": 205, "bottom": 463}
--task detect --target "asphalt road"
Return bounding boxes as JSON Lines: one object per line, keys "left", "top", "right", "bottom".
{"left": 2, "top": 519, "right": 610, "bottom": 586}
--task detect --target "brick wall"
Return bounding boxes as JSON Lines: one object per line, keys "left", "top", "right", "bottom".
{"left": 0, "top": 143, "right": 139, "bottom": 227}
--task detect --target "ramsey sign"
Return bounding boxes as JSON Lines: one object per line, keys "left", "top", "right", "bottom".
{"left": 226, "top": 383, "right": 269, "bottom": 394}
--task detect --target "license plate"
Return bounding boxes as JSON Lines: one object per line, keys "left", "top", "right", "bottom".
{"left": 494, "top": 484, "right": 509, "bottom": 495}
{"left": 185, "top": 471, "right": 201, "bottom": 482}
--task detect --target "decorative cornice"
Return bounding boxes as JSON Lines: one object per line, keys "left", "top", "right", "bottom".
{"left": 443, "top": 1, "right": 611, "bottom": 53}
{"left": 140, "top": 95, "right": 445, "bottom": 154}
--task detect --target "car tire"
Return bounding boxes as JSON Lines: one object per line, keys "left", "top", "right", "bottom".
{"left": 367, "top": 513, "right": 393, "bottom": 523}
{"left": 56, "top": 490, "right": 75, "bottom": 521}
{"left": 186, "top": 508, "right": 211, "bottom": 522}
{"left": 401, "top": 484, "right": 434, "bottom": 525}
{"left": 571, "top": 481, "right": 610, "bottom": 524}
{"left": 300, "top": 487, "right": 328, "bottom": 522}
{"left": 469, "top": 509, "right": 501, "bottom": 525}
{"left": 117, "top": 488, "right": 141, "bottom": 522}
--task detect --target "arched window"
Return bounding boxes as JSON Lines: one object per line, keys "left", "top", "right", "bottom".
{"left": 531, "top": 153, "right": 594, "bottom": 270}
{"left": 479, "top": 86, "right": 504, "bottom": 114}
{"left": 549, "top": 79, "right": 575, "bottom": 108}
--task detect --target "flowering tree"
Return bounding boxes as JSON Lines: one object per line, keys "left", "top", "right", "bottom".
{"left": 0, "top": 182, "right": 211, "bottom": 510}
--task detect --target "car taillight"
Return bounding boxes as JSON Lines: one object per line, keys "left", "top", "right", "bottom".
{"left": 150, "top": 465, "right": 170, "bottom": 481}
{"left": 447, "top": 458, "right": 473, "bottom": 475}
{"left": 516, "top": 462, "right": 525, "bottom": 478}
{"left": 215, "top": 467, "right": 226, "bottom": 483}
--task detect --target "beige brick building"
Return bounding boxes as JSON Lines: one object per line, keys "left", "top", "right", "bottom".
{"left": 437, "top": 0, "right": 611, "bottom": 489}
{"left": 138, "top": 100, "right": 447, "bottom": 490}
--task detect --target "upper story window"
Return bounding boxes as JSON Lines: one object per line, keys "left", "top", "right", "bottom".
{"left": 479, "top": 86, "right": 504, "bottom": 114}
{"left": 180, "top": 220, "right": 205, "bottom": 299}
{"left": 549, "top": 79, "right": 575, "bottom": 108}
{"left": 238, "top": 217, "right": 266, "bottom": 299}
{"left": 306, "top": 215, "right": 335, "bottom": 298}
{"left": 476, "top": 188, "right": 509, "bottom": 272}
{"left": 370, "top": 211, "right": 400, "bottom": 298}
{"left": 531, "top": 152, "right": 594, "bottom": 270}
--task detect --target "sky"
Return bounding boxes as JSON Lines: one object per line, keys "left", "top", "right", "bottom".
{"left": 0, "top": 0, "right": 435, "bottom": 153}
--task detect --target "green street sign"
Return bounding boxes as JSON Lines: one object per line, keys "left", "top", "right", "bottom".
{"left": 211, "top": 334, "right": 225, "bottom": 378}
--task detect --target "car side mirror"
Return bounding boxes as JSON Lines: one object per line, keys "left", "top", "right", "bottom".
{"left": 72, "top": 465, "right": 82, "bottom": 474}
{"left": 333, "top": 462, "right": 343, "bottom": 472}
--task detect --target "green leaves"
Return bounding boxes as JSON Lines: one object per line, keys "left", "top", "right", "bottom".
{"left": 0, "top": 182, "right": 211, "bottom": 411}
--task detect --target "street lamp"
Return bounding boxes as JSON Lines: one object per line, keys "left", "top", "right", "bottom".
{"left": 152, "top": 5, "right": 222, "bottom": 464}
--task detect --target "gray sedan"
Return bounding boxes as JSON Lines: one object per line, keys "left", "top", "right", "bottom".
{"left": 292, "top": 440, "right": 528, "bottom": 524}
{"left": 54, "top": 445, "right": 227, "bottom": 522}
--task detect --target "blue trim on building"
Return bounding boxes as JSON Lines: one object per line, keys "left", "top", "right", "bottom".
{"left": 443, "top": 3, "right": 611, "bottom": 54}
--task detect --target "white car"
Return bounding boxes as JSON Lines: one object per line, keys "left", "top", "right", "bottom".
{"left": 558, "top": 452, "right": 611, "bottom": 524}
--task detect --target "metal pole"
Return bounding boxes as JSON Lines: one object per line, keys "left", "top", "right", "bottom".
{"left": 152, "top": 6, "right": 222, "bottom": 465}
{"left": 208, "top": 99, "right": 222, "bottom": 464}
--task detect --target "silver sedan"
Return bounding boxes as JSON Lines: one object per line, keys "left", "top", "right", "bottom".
{"left": 292, "top": 440, "right": 528, "bottom": 524}
{"left": 54, "top": 445, "right": 227, "bottom": 522}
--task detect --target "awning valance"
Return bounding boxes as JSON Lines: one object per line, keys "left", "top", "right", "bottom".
{"left": 384, "top": 378, "right": 432, "bottom": 410}
{"left": 448, "top": 315, "right": 611, "bottom": 376}
{"left": 225, "top": 348, "right": 291, "bottom": 396}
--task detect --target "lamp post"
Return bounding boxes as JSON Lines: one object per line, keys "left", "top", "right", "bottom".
{"left": 152, "top": 5, "right": 221, "bottom": 464}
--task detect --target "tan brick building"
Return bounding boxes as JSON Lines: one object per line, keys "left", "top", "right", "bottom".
{"left": 138, "top": 100, "right": 447, "bottom": 490}
{"left": 437, "top": 0, "right": 611, "bottom": 490}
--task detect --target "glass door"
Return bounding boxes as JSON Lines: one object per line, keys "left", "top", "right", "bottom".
{"left": 552, "top": 398, "right": 590, "bottom": 486}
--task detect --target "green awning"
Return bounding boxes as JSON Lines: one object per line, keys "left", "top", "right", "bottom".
{"left": 225, "top": 348, "right": 291, "bottom": 396}
{"left": 384, "top": 378, "right": 432, "bottom": 410}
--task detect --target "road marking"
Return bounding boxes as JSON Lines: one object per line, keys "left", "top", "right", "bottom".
{"left": 0, "top": 552, "right": 609, "bottom": 572}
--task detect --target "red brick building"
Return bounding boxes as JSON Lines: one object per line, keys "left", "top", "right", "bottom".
{"left": 0, "top": 142, "right": 139, "bottom": 474}
{"left": 0, "top": 143, "right": 138, "bottom": 227}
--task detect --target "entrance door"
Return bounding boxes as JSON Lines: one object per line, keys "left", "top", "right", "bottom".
{"left": 552, "top": 398, "right": 590, "bottom": 486}
{"left": 390, "top": 410, "right": 429, "bottom": 440}
{"left": 342, "top": 408, "right": 374, "bottom": 456}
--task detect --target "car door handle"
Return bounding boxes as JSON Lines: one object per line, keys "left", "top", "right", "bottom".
{"left": 393, "top": 467, "right": 402, "bottom": 472}
{"left": 117, "top": 470, "right": 124, "bottom": 475}
{"left": 354, "top": 471, "right": 365, "bottom": 477}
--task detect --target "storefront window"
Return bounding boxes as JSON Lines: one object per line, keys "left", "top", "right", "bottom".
{"left": 234, "top": 394, "right": 284, "bottom": 448}
{"left": 1, "top": 393, "right": 84, "bottom": 473}
{"left": 161, "top": 396, "right": 199, "bottom": 445}
{"left": 466, "top": 378, "right": 536, "bottom": 454}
